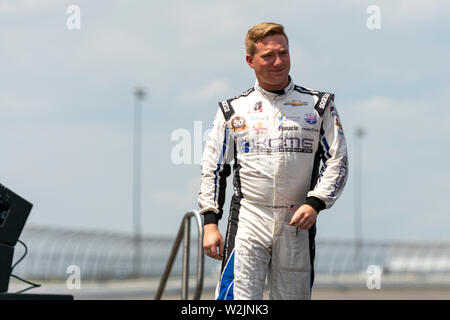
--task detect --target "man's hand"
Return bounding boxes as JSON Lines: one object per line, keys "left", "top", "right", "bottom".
{"left": 289, "top": 204, "right": 318, "bottom": 230}
{"left": 203, "top": 224, "right": 224, "bottom": 260}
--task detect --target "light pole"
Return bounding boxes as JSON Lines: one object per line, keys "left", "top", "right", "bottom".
{"left": 132, "top": 87, "right": 146, "bottom": 278}
{"left": 354, "top": 126, "right": 365, "bottom": 272}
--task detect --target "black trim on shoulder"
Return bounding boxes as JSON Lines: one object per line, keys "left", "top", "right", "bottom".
{"left": 218, "top": 88, "right": 255, "bottom": 121}
{"left": 294, "top": 85, "right": 319, "bottom": 96}
{"left": 314, "top": 92, "right": 335, "bottom": 117}
{"left": 294, "top": 85, "right": 335, "bottom": 117}
{"left": 218, "top": 100, "right": 235, "bottom": 121}
{"left": 238, "top": 87, "right": 255, "bottom": 98}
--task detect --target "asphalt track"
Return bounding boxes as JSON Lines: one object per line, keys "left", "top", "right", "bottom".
{"left": 7, "top": 275, "right": 450, "bottom": 300}
{"left": 199, "top": 288, "right": 450, "bottom": 300}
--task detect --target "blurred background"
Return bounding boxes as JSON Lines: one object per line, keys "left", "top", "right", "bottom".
{"left": 1, "top": 0, "right": 450, "bottom": 299}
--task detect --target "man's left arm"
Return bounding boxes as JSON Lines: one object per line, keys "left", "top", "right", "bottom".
{"left": 290, "top": 100, "right": 349, "bottom": 229}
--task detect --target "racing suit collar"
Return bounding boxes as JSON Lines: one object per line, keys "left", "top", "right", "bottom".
{"left": 254, "top": 76, "right": 294, "bottom": 99}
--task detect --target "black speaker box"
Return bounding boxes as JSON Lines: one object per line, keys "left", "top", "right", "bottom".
{"left": 0, "top": 184, "right": 33, "bottom": 246}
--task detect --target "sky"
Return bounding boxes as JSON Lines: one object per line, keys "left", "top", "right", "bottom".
{"left": 1, "top": 0, "right": 449, "bottom": 241}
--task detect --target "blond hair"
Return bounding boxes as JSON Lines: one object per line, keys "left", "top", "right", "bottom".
{"left": 245, "top": 22, "right": 289, "bottom": 56}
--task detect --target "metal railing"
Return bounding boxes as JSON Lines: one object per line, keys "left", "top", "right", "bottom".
{"left": 154, "top": 210, "right": 204, "bottom": 300}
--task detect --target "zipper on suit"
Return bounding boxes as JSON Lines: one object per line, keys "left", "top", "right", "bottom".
{"left": 272, "top": 96, "right": 278, "bottom": 208}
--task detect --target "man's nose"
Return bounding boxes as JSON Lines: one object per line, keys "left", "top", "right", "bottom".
{"left": 273, "top": 55, "right": 283, "bottom": 66}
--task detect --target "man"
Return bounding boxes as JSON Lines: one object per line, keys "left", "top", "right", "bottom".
{"left": 198, "top": 22, "right": 348, "bottom": 300}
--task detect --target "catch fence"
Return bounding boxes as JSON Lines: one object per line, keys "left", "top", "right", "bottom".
{"left": 12, "top": 225, "right": 450, "bottom": 281}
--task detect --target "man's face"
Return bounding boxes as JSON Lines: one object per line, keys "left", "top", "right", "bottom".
{"left": 246, "top": 34, "right": 290, "bottom": 91}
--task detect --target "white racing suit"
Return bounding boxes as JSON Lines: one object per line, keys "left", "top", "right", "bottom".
{"left": 198, "top": 78, "right": 348, "bottom": 300}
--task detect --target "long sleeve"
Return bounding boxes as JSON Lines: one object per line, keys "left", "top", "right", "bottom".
{"left": 198, "top": 108, "right": 232, "bottom": 224}
{"left": 307, "top": 101, "right": 348, "bottom": 209}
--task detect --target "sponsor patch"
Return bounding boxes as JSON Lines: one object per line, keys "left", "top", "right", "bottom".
{"left": 302, "top": 127, "right": 319, "bottom": 133}
{"left": 237, "top": 137, "right": 314, "bottom": 154}
{"left": 278, "top": 125, "right": 299, "bottom": 131}
{"left": 304, "top": 113, "right": 318, "bottom": 125}
{"left": 335, "top": 118, "right": 344, "bottom": 135}
{"left": 251, "top": 101, "right": 263, "bottom": 112}
{"left": 331, "top": 104, "right": 340, "bottom": 118}
{"left": 249, "top": 114, "right": 269, "bottom": 121}
{"left": 231, "top": 116, "right": 247, "bottom": 131}
{"left": 252, "top": 122, "right": 268, "bottom": 134}
{"left": 318, "top": 93, "right": 330, "bottom": 111}
{"left": 286, "top": 116, "right": 302, "bottom": 122}
{"left": 222, "top": 100, "right": 231, "bottom": 113}
{"left": 284, "top": 100, "right": 308, "bottom": 106}
{"left": 280, "top": 113, "right": 302, "bottom": 122}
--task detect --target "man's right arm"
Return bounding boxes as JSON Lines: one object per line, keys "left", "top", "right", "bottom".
{"left": 198, "top": 108, "right": 232, "bottom": 259}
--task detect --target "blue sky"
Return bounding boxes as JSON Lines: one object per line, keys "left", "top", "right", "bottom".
{"left": 1, "top": 0, "right": 449, "bottom": 241}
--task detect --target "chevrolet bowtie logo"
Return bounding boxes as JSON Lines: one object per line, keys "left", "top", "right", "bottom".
{"left": 284, "top": 100, "right": 308, "bottom": 106}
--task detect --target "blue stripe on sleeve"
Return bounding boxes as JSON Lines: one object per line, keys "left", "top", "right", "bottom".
{"left": 213, "top": 128, "right": 229, "bottom": 204}
{"left": 321, "top": 137, "right": 332, "bottom": 159}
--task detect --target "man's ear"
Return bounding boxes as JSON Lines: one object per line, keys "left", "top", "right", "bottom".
{"left": 246, "top": 54, "right": 254, "bottom": 69}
